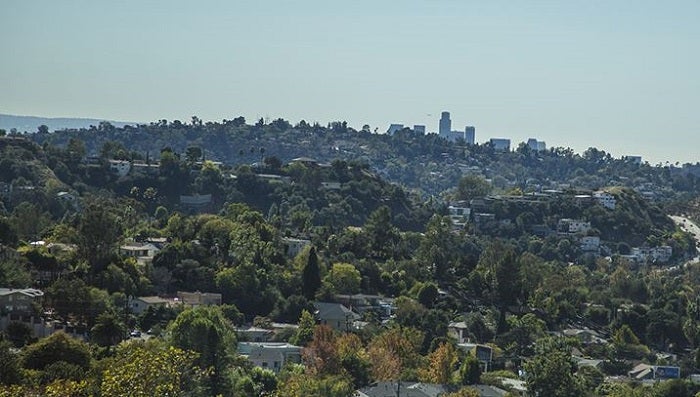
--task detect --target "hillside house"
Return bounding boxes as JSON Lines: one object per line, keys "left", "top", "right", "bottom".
{"left": 0, "top": 288, "right": 43, "bottom": 314}
{"left": 314, "top": 302, "right": 361, "bottom": 332}
{"left": 238, "top": 342, "right": 302, "bottom": 373}
{"left": 593, "top": 191, "right": 616, "bottom": 210}
{"left": 130, "top": 296, "right": 170, "bottom": 315}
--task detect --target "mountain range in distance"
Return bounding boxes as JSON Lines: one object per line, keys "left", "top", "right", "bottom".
{"left": 0, "top": 113, "right": 137, "bottom": 133}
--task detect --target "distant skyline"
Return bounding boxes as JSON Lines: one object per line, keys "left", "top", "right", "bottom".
{"left": 2, "top": 1, "right": 699, "bottom": 165}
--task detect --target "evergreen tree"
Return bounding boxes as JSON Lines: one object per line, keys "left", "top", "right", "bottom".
{"left": 302, "top": 247, "right": 321, "bottom": 300}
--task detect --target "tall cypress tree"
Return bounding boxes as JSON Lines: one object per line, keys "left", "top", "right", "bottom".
{"left": 302, "top": 247, "right": 321, "bottom": 300}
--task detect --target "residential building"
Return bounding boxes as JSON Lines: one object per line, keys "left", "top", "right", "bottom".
{"left": 628, "top": 364, "right": 680, "bottom": 381}
{"left": 0, "top": 288, "right": 43, "bottom": 314}
{"left": 238, "top": 342, "right": 302, "bottom": 373}
{"left": 457, "top": 343, "right": 494, "bottom": 371}
{"left": 281, "top": 237, "right": 311, "bottom": 258}
{"left": 109, "top": 160, "right": 131, "bottom": 177}
{"left": 448, "top": 321, "right": 470, "bottom": 343}
{"left": 558, "top": 219, "right": 591, "bottom": 234}
{"left": 314, "top": 301, "right": 361, "bottom": 332}
{"left": 236, "top": 325, "right": 274, "bottom": 342}
{"left": 580, "top": 236, "right": 601, "bottom": 253}
{"left": 413, "top": 125, "right": 426, "bottom": 135}
{"left": 130, "top": 296, "right": 170, "bottom": 315}
{"left": 631, "top": 246, "right": 673, "bottom": 263}
{"left": 489, "top": 138, "right": 511, "bottom": 152}
{"left": 355, "top": 382, "right": 452, "bottom": 397}
{"left": 179, "top": 194, "right": 212, "bottom": 212}
{"left": 120, "top": 242, "right": 160, "bottom": 261}
{"left": 448, "top": 205, "right": 471, "bottom": 229}
{"left": 593, "top": 191, "right": 616, "bottom": 210}
{"left": 177, "top": 291, "right": 222, "bottom": 307}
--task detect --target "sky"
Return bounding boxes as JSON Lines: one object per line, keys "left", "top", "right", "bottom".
{"left": 2, "top": 0, "right": 699, "bottom": 165}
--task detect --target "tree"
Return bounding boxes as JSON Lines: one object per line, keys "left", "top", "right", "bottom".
{"left": 168, "top": 306, "right": 237, "bottom": 395}
{"left": 324, "top": 263, "right": 361, "bottom": 295}
{"left": 100, "top": 341, "right": 200, "bottom": 397}
{"left": 524, "top": 338, "right": 584, "bottom": 397}
{"left": 76, "top": 199, "right": 121, "bottom": 274}
{"left": 291, "top": 309, "right": 316, "bottom": 346}
{"left": 456, "top": 175, "right": 491, "bottom": 201}
{"left": 90, "top": 311, "right": 126, "bottom": 347}
{"left": 22, "top": 332, "right": 91, "bottom": 371}
{"left": 0, "top": 340, "right": 22, "bottom": 385}
{"left": 304, "top": 325, "right": 341, "bottom": 376}
{"left": 302, "top": 247, "right": 321, "bottom": 300}
{"left": 460, "top": 353, "right": 481, "bottom": 385}
{"left": 418, "top": 341, "right": 457, "bottom": 384}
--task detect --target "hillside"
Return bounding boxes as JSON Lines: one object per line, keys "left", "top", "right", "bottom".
{"left": 0, "top": 113, "right": 136, "bottom": 133}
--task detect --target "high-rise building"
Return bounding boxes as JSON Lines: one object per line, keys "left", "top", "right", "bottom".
{"left": 439, "top": 112, "right": 451, "bottom": 137}
{"left": 386, "top": 124, "right": 404, "bottom": 135}
{"left": 464, "top": 126, "right": 475, "bottom": 145}
{"left": 413, "top": 125, "right": 426, "bottom": 135}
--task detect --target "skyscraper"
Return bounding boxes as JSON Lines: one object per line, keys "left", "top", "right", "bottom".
{"left": 465, "top": 126, "right": 475, "bottom": 145}
{"left": 439, "top": 111, "right": 451, "bottom": 137}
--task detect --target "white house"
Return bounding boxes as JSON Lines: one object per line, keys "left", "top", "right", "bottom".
{"left": 594, "top": 191, "right": 616, "bottom": 210}
{"left": 109, "top": 160, "right": 131, "bottom": 177}
{"left": 129, "top": 296, "right": 170, "bottom": 315}
{"left": 238, "top": 342, "right": 302, "bottom": 373}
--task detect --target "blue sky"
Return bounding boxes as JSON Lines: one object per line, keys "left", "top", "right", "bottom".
{"left": 2, "top": 0, "right": 699, "bottom": 164}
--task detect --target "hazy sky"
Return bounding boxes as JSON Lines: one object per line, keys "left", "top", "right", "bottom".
{"left": 2, "top": 1, "right": 699, "bottom": 164}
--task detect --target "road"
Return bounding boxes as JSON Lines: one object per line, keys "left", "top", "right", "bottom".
{"left": 670, "top": 215, "right": 700, "bottom": 264}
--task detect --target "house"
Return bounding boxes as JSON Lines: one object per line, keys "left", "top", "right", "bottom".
{"left": 119, "top": 242, "right": 160, "bottom": 265}
{"left": 0, "top": 288, "right": 44, "bottom": 314}
{"left": 130, "top": 296, "right": 170, "bottom": 315}
{"left": 593, "top": 191, "right": 616, "bottom": 210}
{"left": 558, "top": 219, "right": 591, "bottom": 234}
{"left": 573, "top": 356, "right": 604, "bottom": 370}
{"left": 355, "top": 382, "right": 506, "bottom": 397}
{"left": 457, "top": 343, "right": 494, "bottom": 371}
{"left": 448, "top": 321, "right": 470, "bottom": 344}
{"left": 561, "top": 328, "right": 607, "bottom": 344}
{"left": 236, "top": 326, "right": 274, "bottom": 342}
{"left": 237, "top": 342, "right": 302, "bottom": 373}
{"left": 580, "top": 236, "right": 601, "bottom": 253}
{"left": 109, "top": 160, "right": 131, "bottom": 177}
{"left": 334, "top": 294, "right": 395, "bottom": 319}
{"left": 179, "top": 194, "right": 212, "bottom": 212}
{"left": 314, "top": 302, "right": 361, "bottom": 332}
{"left": 177, "top": 291, "right": 222, "bottom": 307}
{"left": 448, "top": 205, "right": 471, "bottom": 229}
{"left": 281, "top": 237, "right": 311, "bottom": 258}
{"left": 355, "top": 382, "right": 452, "bottom": 397}
{"left": 631, "top": 246, "right": 673, "bottom": 263}
{"left": 628, "top": 363, "right": 680, "bottom": 380}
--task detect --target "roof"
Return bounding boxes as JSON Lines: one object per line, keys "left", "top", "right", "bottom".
{"left": 355, "top": 382, "right": 453, "bottom": 397}
{"left": 314, "top": 301, "right": 360, "bottom": 320}
{"left": 136, "top": 296, "right": 169, "bottom": 304}
{"left": 0, "top": 288, "right": 44, "bottom": 298}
